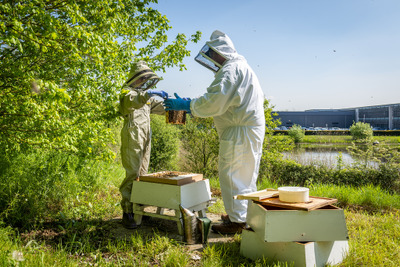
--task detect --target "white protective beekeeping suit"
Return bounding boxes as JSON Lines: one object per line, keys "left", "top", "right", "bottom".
{"left": 191, "top": 30, "right": 265, "bottom": 223}
{"left": 119, "top": 61, "right": 165, "bottom": 213}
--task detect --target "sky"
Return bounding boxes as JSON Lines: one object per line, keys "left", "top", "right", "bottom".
{"left": 149, "top": 0, "right": 400, "bottom": 111}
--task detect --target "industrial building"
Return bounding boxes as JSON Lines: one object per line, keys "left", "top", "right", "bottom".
{"left": 274, "top": 103, "right": 400, "bottom": 130}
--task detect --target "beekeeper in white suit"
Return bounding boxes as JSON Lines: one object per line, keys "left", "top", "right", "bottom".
{"left": 119, "top": 61, "right": 168, "bottom": 229}
{"left": 164, "top": 30, "right": 265, "bottom": 234}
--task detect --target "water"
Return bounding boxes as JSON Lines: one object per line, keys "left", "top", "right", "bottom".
{"left": 283, "top": 147, "right": 378, "bottom": 168}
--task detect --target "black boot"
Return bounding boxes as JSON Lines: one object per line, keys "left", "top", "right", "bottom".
{"left": 122, "top": 212, "right": 137, "bottom": 229}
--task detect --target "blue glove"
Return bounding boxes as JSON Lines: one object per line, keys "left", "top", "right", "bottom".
{"left": 147, "top": 89, "right": 168, "bottom": 99}
{"left": 164, "top": 93, "right": 191, "bottom": 113}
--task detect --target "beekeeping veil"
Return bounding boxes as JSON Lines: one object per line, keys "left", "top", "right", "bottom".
{"left": 194, "top": 30, "right": 236, "bottom": 73}
{"left": 125, "top": 61, "right": 160, "bottom": 90}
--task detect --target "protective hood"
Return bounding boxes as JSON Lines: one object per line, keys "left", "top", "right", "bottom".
{"left": 125, "top": 61, "right": 160, "bottom": 90}
{"left": 195, "top": 30, "right": 239, "bottom": 73}
{"left": 207, "top": 30, "right": 238, "bottom": 60}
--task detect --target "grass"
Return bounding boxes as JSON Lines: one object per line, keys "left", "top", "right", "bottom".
{"left": 310, "top": 183, "right": 400, "bottom": 211}
{"left": 1, "top": 145, "right": 400, "bottom": 266}
{"left": 1, "top": 176, "right": 399, "bottom": 266}
{"left": 344, "top": 211, "right": 400, "bottom": 266}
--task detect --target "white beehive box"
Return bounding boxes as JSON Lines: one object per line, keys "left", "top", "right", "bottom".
{"left": 247, "top": 201, "right": 349, "bottom": 242}
{"left": 131, "top": 179, "right": 211, "bottom": 210}
{"left": 240, "top": 229, "right": 349, "bottom": 267}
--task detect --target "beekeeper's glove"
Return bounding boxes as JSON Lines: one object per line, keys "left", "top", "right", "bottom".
{"left": 147, "top": 89, "right": 168, "bottom": 99}
{"left": 164, "top": 93, "right": 191, "bottom": 113}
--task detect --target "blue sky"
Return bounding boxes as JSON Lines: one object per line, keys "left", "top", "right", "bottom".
{"left": 150, "top": 0, "right": 400, "bottom": 111}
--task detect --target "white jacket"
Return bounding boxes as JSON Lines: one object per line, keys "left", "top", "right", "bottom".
{"left": 191, "top": 30, "right": 265, "bottom": 223}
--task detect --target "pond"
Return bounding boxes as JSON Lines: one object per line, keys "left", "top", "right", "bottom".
{"left": 282, "top": 146, "right": 378, "bottom": 168}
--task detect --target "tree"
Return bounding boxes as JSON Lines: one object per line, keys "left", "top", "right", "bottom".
{"left": 0, "top": 0, "right": 201, "bottom": 159}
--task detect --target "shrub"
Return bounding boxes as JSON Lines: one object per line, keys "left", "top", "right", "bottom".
{"left": 350, "top": 122, "right": 373, "bottom": 141}
{"left": 288, "top": 124, "right": 305, "bottom": 143}
{"left": 263, "top": 157, "right": 400, "bottom": 193}
{"left": 179, "top": 116, "right": 219, "bottom": 177}
{"left": 259, "top": 100, "right": 294, "bottom": 179}
{"left": 149, "top": 114, "right": 181, "bottom": 171}
{"left": 0, "top": 150, "right": 119, "bottom": 228}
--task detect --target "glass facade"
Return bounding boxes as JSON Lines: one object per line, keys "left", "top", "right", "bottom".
{"left": 274, "top": 104, "right": 400, "bottom": 130}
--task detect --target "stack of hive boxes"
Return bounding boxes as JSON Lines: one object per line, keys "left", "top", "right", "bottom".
{"left": 240, "top": 194, "right": 349, "bottom": 267}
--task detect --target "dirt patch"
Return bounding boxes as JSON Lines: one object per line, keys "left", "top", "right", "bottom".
{"left": 19, "top": 208, "right": 234, "bottom": 252}
{"left": 109, "top": 208, "right": 234, "bottom": 250}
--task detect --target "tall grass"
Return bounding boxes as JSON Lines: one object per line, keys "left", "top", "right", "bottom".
{"left": 0, "top": 150, "right": 124, "bottom": 228}
{"left": 311, "top": 183, "right": 400, "bottom": 210}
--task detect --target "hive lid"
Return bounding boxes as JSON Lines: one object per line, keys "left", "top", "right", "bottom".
{"left": 234, "top": 189, "right": 279, "bottom": 201}
{"left": 256, "top": 196, "right": 337, "bottom": 211}
{"left": 139, "top": 171, "right": 203, "bottom": 186}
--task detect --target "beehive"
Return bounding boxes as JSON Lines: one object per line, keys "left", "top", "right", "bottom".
{"left": 246, "top": 201, "right": 349, "bottom": 242}
{"left": 241, "top": 229, "right": 349, "bottom": 267}
{"left": 239, "top": 196, "right": 349, "bottom": 266}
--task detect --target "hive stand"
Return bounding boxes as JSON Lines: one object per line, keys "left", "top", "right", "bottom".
{"left": 130, "top": 179, "right": 212, "bottom": 236}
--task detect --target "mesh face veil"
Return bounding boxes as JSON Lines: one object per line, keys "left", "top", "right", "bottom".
{"left": 194, "top": 44, "right": 226, "bottom": 73}
{"left": 125, "top": 61, "right": 160, "bottom": 90}
{"left": 135, "top": 74, "right": 159, "bottom": 90}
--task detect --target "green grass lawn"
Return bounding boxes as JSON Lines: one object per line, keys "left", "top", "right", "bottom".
{"left": 1, "top": 179, "right": 399, "bottom": 266}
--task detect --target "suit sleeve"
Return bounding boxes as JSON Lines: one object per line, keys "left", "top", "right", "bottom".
{"left": 119, "top": 89, "right": 150, "bottom": 116}
{"left": 149, "top": 97, "right": 166, "bottom": 115}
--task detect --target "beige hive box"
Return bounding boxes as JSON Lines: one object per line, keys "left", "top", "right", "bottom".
{"left": 131, "top": 177, "right": 212, "bottom": 237}
{"left": 241, "top": 229, "right": 349, "bottom": 267}
{"left": 246, "top": 201, "right": 349, "bottom": 242}
{"left": 240, "top": 198, "right": 349, "bottom": 266}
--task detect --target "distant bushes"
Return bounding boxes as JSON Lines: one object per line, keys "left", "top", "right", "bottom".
{"left": 262, "top": 157, "right": 400, "bottom": 193}
{"left": 288, "top": 124, "right": 305, "bottom": 143}
{"left": 261, "top": 139, "right": 400, "bottom": 193}
{"left": 350, "top": 122, "right": 373, "bottom": 141}
{"left": 274, "top": 130, "right": 400, "bottom": 136}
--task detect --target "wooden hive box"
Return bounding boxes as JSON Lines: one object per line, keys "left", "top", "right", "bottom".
{"left": 240, "top": 229, "right": 349, "bottom": 267}
{"left": 131, "top": 179, "right": 211, "bottom": 210}
{"left": 246, "top": 199, "right": 349, "bottom": 242}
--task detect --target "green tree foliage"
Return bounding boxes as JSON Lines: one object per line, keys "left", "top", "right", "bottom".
{"left": 149, "top": 114, "right": 181, "bottom": 171}
{"left": 180, "top": 116, "right": 219, "bottom": 177}
{"left": 0, "top": 0, "right": 201, "bottom": 159}
{"left": 288, "top": 124, "right": 305, "bottom": 143}
{"left": 350, "top": 122, "right": 373, "bottom": 141}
